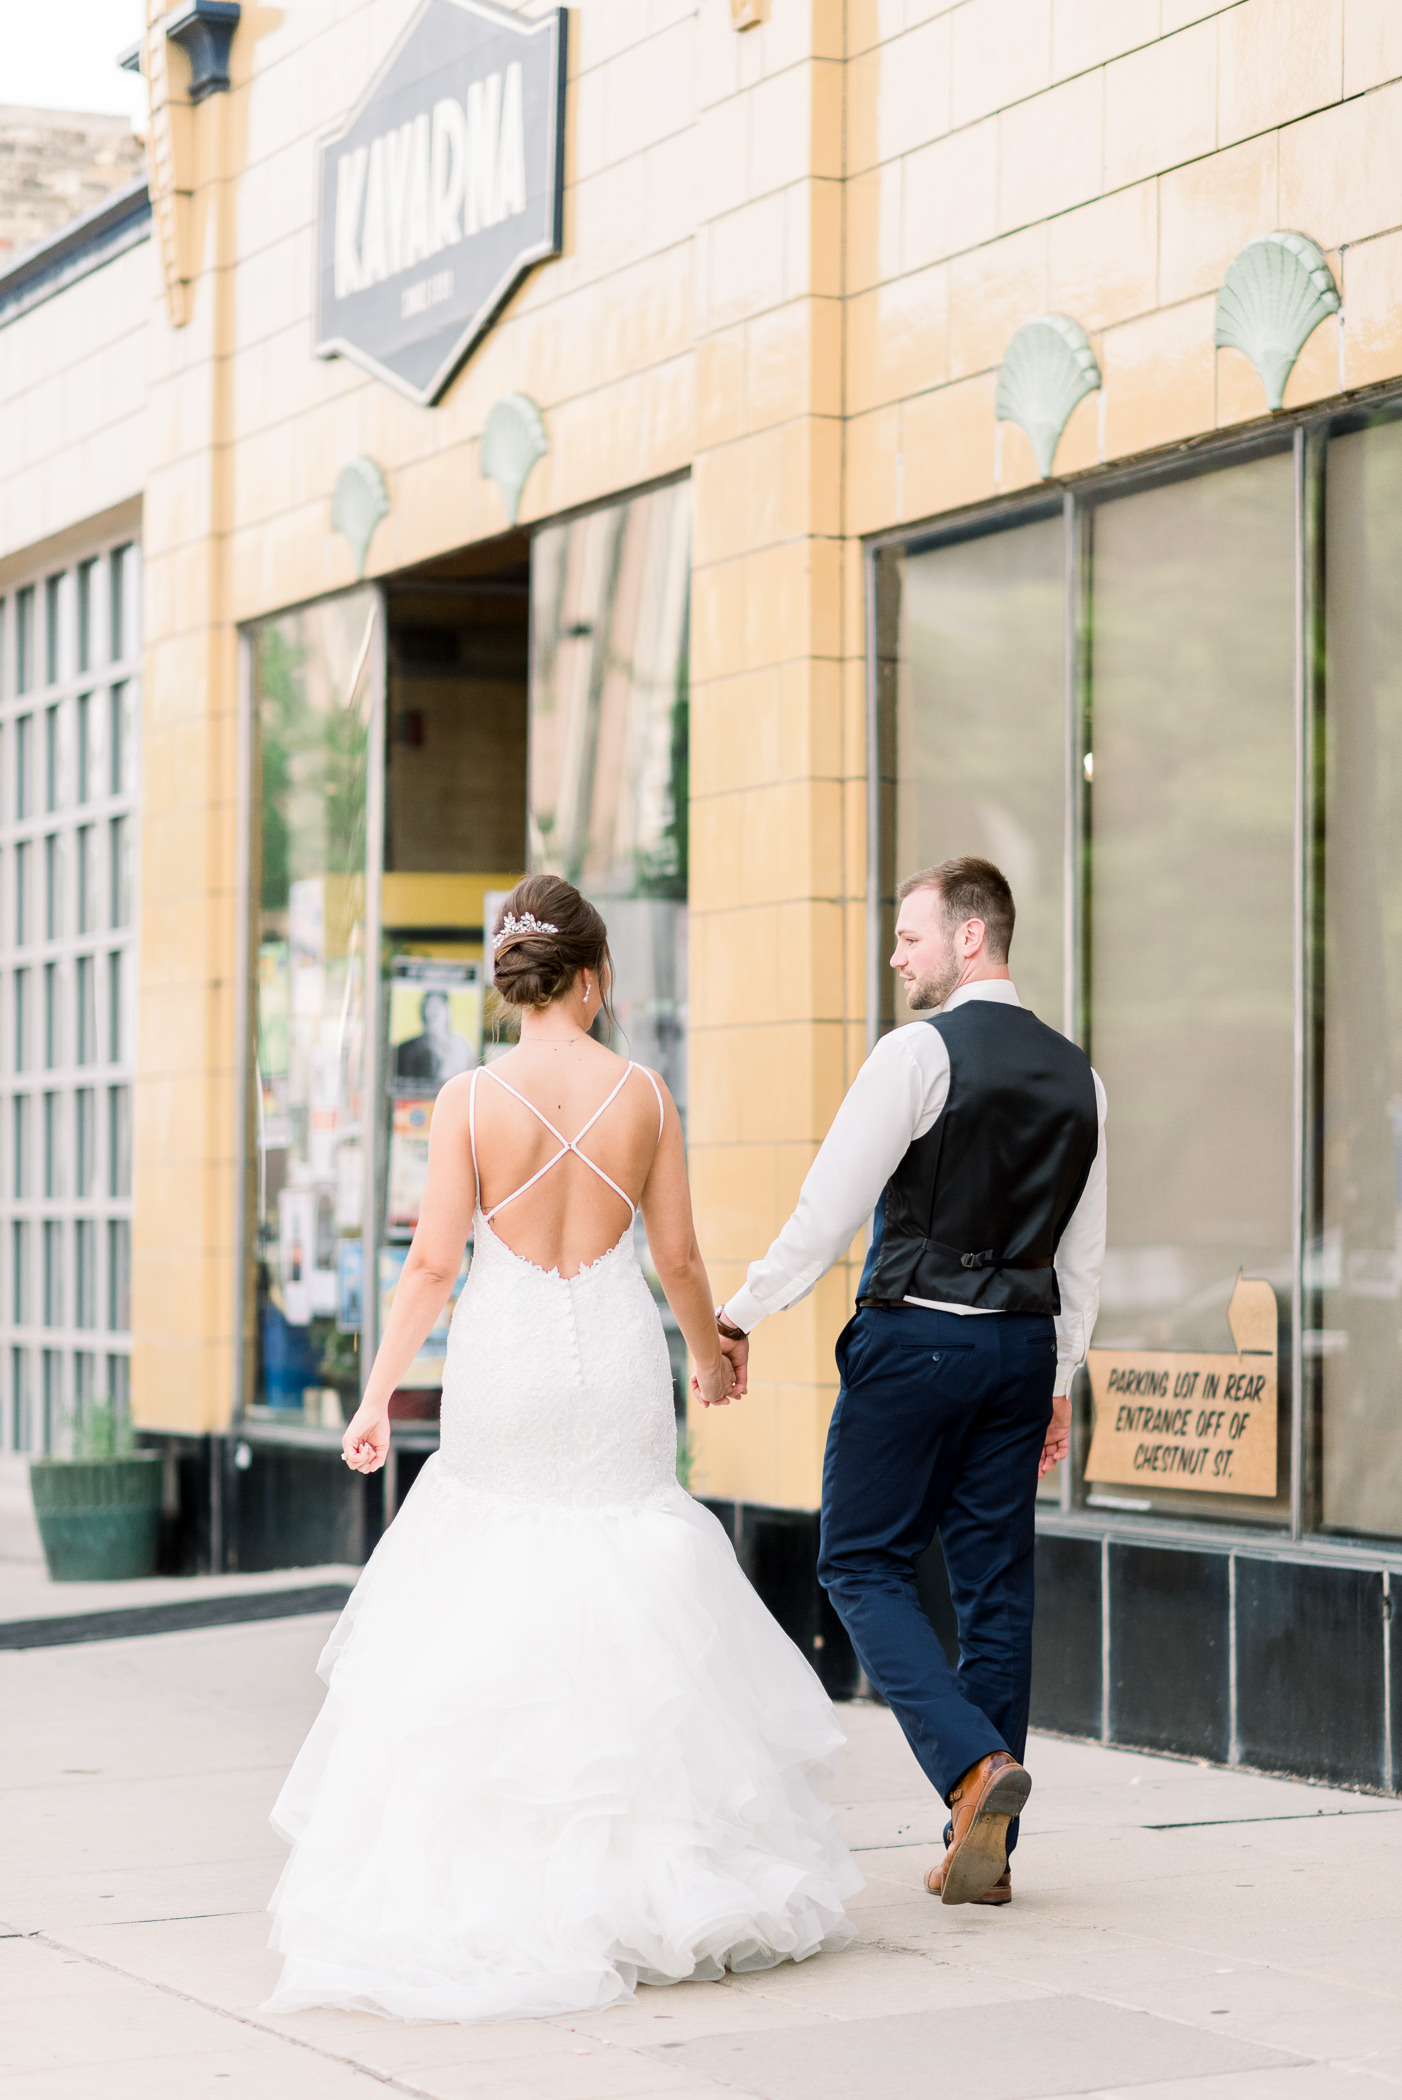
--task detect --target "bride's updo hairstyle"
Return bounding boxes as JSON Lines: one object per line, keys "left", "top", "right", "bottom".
{"left": 491, "top": 874, "right": 616, "bottom": 1029}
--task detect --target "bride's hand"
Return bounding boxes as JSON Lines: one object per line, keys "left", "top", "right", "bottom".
{"left": 342, "top": 1403, "right": 391, "bottom": 1473}
{"left": 690, "top": 1353, "right": 735, "bottom": 1409}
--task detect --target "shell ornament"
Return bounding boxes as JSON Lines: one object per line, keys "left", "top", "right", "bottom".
{"left": 331, "top": 457, "right": 390, "bottom": 579}
{"left": 481, "top": 395, "right": 549, "bottom": 526}
{"left": 995, "top": 315, "right": 1102, "bottom": 479}
{"left": 1214, "top": 231, "right": 1340, "bottom": 411}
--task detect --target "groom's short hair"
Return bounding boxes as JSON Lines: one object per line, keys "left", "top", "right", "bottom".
{"left": 898, "top": 857, "right": 1015, "bottom": 963}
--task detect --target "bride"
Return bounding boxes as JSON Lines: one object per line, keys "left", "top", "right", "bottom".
{"left": 264, "top": 874, "right": 861, "bottom": 2023}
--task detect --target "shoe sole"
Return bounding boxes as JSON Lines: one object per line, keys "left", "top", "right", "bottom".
{"left": 939, "top": 1766, "right": 1031, "bottom": 1906}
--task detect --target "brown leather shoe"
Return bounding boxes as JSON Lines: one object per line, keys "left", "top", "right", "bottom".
{"left": 935, "top": 1751, "right": 1030, "bottom": 1906}
{"left": 925, "top": 1859, "right": 1011, "bottom": 1904}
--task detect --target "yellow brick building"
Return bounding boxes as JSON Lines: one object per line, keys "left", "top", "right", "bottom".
{"left": 3, "top": 0, "right": 1402, "bottom": 1783}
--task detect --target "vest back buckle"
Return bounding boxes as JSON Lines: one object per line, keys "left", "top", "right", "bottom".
{"left": 960, "top": 1248, "right": 995, "bottom": 1269}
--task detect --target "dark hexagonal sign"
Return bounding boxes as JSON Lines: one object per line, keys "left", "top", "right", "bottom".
{"left": 315, "top": 0, "right": 566, "bottom": 405}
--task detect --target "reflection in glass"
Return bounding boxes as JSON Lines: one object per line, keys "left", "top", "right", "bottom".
{"left": 44, "top": 833, "right": 62, "bottom": 940}
{"left": 77, "top": 826, "right": 95, "bottom": 933}
{"left": 1317, "top": 418, "right": 1402, "bottom": 1537}
{"left": 529, "top": 481, "right": 691, "bottom": 1114}
{"left": 11, "top": 1095, "right": 27, "bottom": 1198}
{"left": 15, "top": 589, "right": 33, "bottom": 697}
{"left": 1087, "top": 454, "right": 1296, "bottom": 1517}
{"left": 108, "top": 1083, "right": 130, "bottom": 1198}
{"left": 107, "top": 1217, "right": 129, "bottom": 1330}
{"left": 43, "top": 1221, "right": 62, "bottom": 1327}
{"left": 45, "top": 578, "right": 61, "bottom": 687}
{"left": 109, "top": 815, "right": 130, "bottom": 927}
{"left": 892, "top": 518, "right": 1066, "bottom": 1030}
{"left": 530, "top": 483, "right": 691, "bottom": 1412}
{"left": 75, "top": 1220, "right": 95, "bottom": 1329}
{"left": 77, "top": 561, "right": 95, "bottom": 674}
{"left": 76, "top": 957, "right": 94, "bottom": 1066}
{"left": 75, "top": 1087, "right": 95, "bottom": 1197}
{"left": 15, "top": 716, "right": 30, "bottom": 820}
{"left": 43, "top": 1091, "right": 60, "bottom": 1197}
{"left": 248, "top": 591, "right": 381, "bottom": 1419}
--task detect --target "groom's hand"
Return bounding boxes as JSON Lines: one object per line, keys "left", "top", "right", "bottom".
{"left": 717, "top": 1330, "right": 749, "bottom": 1398}
{"left": 1038, "top": 1392, "right": 1071, "bottom": 1477}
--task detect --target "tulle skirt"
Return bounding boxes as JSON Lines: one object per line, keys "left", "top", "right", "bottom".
{"left": 264, "top": 1456, "right": 861, "bottom": 2022}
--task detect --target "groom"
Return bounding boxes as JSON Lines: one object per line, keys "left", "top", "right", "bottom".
{"left": 715, "top": 858, "right": 1106, "bottom": 1906}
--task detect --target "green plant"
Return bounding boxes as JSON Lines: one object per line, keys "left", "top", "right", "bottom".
{"left": 675, "top": 1430, "right": 695, "bottom": 1492}
{"left": 69, "top": 1400, "right": 135, "bottom": 1462}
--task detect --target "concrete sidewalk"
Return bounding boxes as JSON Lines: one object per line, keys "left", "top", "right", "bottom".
{"left": 2, "top": 1612, "right": 1400, "bottom": 2099}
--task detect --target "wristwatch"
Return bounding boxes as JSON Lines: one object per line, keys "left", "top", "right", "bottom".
{"left": 715, "top": 1308, "right": 747, "bottom": 1341}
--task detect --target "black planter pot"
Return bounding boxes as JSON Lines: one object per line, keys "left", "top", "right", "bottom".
{"left": 29, "top": 1453, "right": 163, "bottom": 1581}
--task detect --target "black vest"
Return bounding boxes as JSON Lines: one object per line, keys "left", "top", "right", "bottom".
{"left": 861, "top": 1002, "right": 1099, "bottom": 1316}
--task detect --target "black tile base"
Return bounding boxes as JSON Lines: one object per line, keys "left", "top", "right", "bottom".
{"left": 1235, "top": 1556, "right": 1386, "bottom": 1789}
{"left": 233, "top": 1444, "right": 382, "bottom": 1572}
{"left": 1109, "top": 1543, "right": 1229, "bottom": 1762}
{"left": 1031, "top": 1533, "right": 1103, "bottom": 1737}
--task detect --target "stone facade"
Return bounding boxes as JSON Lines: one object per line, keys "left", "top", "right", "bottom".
{"left": 0, "top": 107, "right": 145, "bottom": 260}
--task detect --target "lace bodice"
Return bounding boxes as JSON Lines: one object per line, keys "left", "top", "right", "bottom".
{"left": 436, "top": 1213, "right": 677, "bottom": 1512}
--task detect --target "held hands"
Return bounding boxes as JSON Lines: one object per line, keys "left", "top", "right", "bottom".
{"left": 717, "top": 1327, "right": 749, "bottom": 1398}
{"left": 689, "top": 1322, "right": 750, "bottom": 1408}
{"left": 1038, "top": 1391, "right": 1071, "bottom": 1478}
{"left": 690, "top": 1353, "right": 735, "bottom": 1408}
{"left": 342, "top": 1402, "right": 391, "bottom": 1474}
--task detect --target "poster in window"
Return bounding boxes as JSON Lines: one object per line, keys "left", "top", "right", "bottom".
{"left": 387, "top": 957, "right": 481, "bottom": 1093}
{"left": 378, "top": 1244, "right": 470, "bottom": 1386}
{"left": 278, "top": 1186, "right": 315, "bottom": 1327}
{"left": 386, "top": 1095, "right": 434, "bottom": 1237}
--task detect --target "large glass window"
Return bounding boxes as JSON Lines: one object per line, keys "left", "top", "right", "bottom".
{"left": 529, "top": 481, "right": 692, "bottom": 1398}
{"left": 877, "top": 415, "right": 1402, "bottom": 1543}
{"left": 245, "top": 590, "right": 381, "bottom": 1427}
{"left": 880, "top": 514, "right": 1067, "bottom": 1034}
{"left": 1086, "top": 457, "right": 1297, "bottom": 1519}
{"left": 0, "top": 537, "right": 140, "bottom": 1455}
{"left": 1318, "top": 416, "right": 1402, "bottom": 1537}
{"left": 529, "top": 481, "right": 692, "bottom": 1109}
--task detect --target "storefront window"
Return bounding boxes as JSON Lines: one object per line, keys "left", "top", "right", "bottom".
{"left": 1085, "top": 454, "right": 1297, "bottom": 1519}
{"left": 529, "top": 481, "right": 691, "bottom": 1403}
{"left": 246, "top": 590, "right": 381, "bottom": 1426}
{"left": 888, "top": 514, "right": 1067, "bottom": 1033}
{"left": 1318, "top": 414, "right": 1402, "bottom": 1538}
{"left": 876, "top": 446, "right": 1302, "bottom": 1530}
{"left": 529, "top": 480, "right": 691, "bottom": 1114}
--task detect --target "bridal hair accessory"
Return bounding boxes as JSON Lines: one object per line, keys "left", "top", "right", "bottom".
{"left": 493, "top": 911, "right": 558, "bottom": 952}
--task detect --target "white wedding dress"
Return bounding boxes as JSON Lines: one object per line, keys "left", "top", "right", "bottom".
{"left": 265, "top": 1062, "right": 860, "bottom": 2023}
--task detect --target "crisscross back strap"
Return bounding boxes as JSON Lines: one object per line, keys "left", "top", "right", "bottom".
{"left": 476, "top": 1061, "right": 646, "bottom": 1224}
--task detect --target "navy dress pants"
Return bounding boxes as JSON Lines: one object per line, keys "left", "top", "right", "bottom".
{"left": 817, "top": 1305, "right": 1056, "bottom": 1845}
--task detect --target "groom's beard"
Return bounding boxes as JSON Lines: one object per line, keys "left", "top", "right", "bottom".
{"left": 904, "top": 946, "right": 962, "bottom": 1011}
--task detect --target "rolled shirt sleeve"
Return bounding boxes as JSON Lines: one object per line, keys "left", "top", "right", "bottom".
{"left": 723, "top": 1027, "right": 947, "bottom": 1335}
{"left": 1051, "top": 1070, "right": 1108, "bottom": 1396}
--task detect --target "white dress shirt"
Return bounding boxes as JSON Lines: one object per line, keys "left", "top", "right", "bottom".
{"left": 723, "top": 981, "right": 1107, "bottom": 1397}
